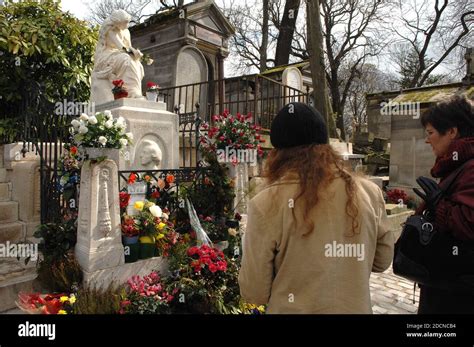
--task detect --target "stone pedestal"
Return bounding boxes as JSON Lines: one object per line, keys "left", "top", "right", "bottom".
{"left": 95, "top": 99, "right": 179, "bottom": 170}
{"left": 75, "top": 159, "right": 124, "bottom": 273}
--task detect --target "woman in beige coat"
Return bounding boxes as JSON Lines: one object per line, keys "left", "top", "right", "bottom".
{"left": 238, "top": 102, "right": 394, "bottom": 314}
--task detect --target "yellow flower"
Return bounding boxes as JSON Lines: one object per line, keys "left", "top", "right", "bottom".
{"left": 156, "top": 233, "right": 165, "bottom": 240}
{"left": 157, "top": 222, "right": 166, "bottom": 231}
{"left": 59, "top": 296, "right": 69, "bottom": 303}
{"left": 139, "top": 235, "right": 155, "bottom": 244}
{"left": 58, "top": 310, "right": 67, "bottom": 315}
{"left": 69, "top": 295, "right": 76, "bottom": 304}
{"left": 134, "top": 201, "right": 144, "bottom": 211}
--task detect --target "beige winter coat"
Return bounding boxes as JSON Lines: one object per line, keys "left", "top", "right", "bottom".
{"left": 239, "top": 174, "right": 394, "bottom": 314}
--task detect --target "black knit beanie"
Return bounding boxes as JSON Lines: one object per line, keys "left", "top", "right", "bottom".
{"left": 270, "top": 102, "right": 328, "bottom": 148}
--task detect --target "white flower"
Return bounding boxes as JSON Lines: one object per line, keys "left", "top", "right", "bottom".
{"left": 161, "top": 212, "right": 169, "bottom": 220}
{"left": 78, "top": 125, "right": 88, "bottom": 134}
{"left": 119, "top": 138, "right": 128, "bottom": 147}
{"left": 71, "top": 119, "right": 81, "bottom": 129}
{"left": 149, "top": 205, "right": 162, "bottom": 218}
{"left": 88, "top": 116, "right": 98, "bottom": 125}
{"left": 125, "top": 132, "right": 134, "bottom": 140}
{"left": 79, "top": 113, "right": 89, "bottom": 121}
{"left": 98, "top": 136, "right": 107, "bottom": 145}
{"left": 104, "top": 110, "right": 113, "bottom": 119}
{"left": 116, "top": 117, "right": 126, "bottom": 128}
{"left": 105, "top": 120, "right": 113, "bottom": 129}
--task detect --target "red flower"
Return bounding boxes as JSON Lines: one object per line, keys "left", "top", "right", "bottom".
{"left": 70, "top": 146, "right": 78, "bottom": 155}
{"left": 151, "top": 190, "right": 160, "bottom": 199}
{"left": 112, "top": 79, "right": 124, "bottom": 87}
{"left": 219, "top": 136, "right": 225, "bottom": 142}
{"left": 146, "top": 82, "right": 157, "bottom": 88}
{"left": 119, "top": 192, "right": 131, "bottom": 209}
{"left": 208, "top": 263, "right": 218, "bottom": 273}
{"left": 128, "top": 173, "right": 138, "bottom": 184}
{"left": 166, "top": 174, "right": 175, "bottom": 184}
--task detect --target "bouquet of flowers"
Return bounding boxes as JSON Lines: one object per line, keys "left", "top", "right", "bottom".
{"left": 163, "top": 242, "right": 241, "bottom": 314}
{"left": 121, "top": 199, "right": 179, "bottom": 257}
{"left": 112, "top": 79, "right": 128, "bottom": 99}
{"left": 16, "top": 292, "right": 76, "bottom": 314}
{"left": 120, "top": 271, "right": 175, "bottom": 314}
{"left": 200, "top": 110, "right": 265, "bottom": 163}
{"left": 69, "top": 110, "right": 133, "bottom": 150}
{"left": 146, "top": 82, "right": 159, "bottom": 93}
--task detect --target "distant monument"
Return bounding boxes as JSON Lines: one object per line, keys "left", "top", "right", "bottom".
{"left": 91, "top": 9, "right": 145, "bottom": 105}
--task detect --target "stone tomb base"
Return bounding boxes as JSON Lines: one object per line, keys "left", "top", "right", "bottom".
{"left": 94, "top": 98, "right": 179, "bottom": 171}
{"left": 82, "top": 257, "right": 168, "bottom": 290}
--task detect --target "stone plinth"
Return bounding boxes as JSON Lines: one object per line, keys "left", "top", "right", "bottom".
{"left": 83, "top": 257, "right": 168, "bottom": 290}
{"left": 95, "top": 98, "right": 179, "bottom": 170}
{"left": 75, "top": 159, "right": 124, "bottom": 273}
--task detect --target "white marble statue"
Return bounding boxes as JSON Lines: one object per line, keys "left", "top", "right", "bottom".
{"left": 91, "top": 9, "right": 145, "bottom": 104}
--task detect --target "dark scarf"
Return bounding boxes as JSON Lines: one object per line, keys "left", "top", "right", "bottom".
{"left": 430, "top": 137, "right": 474, "bottom": 179}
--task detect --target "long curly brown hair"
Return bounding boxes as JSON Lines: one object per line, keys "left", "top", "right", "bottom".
{"left": 263, "top": 144, "right": 360, "bottom": 236}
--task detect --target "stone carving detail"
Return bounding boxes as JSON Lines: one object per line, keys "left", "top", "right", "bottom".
{"left": 134, "top": 138, "right": 163, "bottom": 170}
{"left": 98, "top": 168, "right": 112, "bottom": 237}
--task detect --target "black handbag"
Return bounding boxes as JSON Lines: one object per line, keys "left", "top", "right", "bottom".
{"left": 393, "top": 159, "right": 474, "bottom": 292}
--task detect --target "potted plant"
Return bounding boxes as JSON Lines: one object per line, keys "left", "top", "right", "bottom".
{"left": 69, "top": 110, "right": 133, "bottom": 163}
{"left": 145, "top": 82, "right": 159, "bottom": 101}
{"left": 112, "top": 79, "right": 128, "bottom": 99}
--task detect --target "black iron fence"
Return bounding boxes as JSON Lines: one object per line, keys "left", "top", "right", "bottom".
{"left": 118, "top": 167, "right": 210, "bottom": 215}
{"left": 161, "top": 74, "right": 310, "bottom": 129}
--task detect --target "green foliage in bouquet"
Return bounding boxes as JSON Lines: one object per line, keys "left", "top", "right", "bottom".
{"left": 184, "top": 151, "right": 235, "bottom": 219}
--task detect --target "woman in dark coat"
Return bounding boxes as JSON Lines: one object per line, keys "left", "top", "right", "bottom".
{"left": 416, "top": 96, "right": 474, "bottom": 314}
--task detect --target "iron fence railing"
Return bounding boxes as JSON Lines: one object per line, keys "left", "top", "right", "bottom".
{"left": 160, "top": 74, "right": 309, "bottom": 129}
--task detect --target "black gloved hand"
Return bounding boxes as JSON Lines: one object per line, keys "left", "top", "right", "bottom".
{"left": 413, "top": 176, "right": 443, "bottom": 210}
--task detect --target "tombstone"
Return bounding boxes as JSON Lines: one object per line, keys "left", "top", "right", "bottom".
{"left": 282, "top": 67, "right": 304, "bottom": 103}
{"left": 75, "top": 159, "right": 124, "bottom": 273}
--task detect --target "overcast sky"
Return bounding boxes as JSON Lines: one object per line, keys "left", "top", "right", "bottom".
{"left": 58, "top": 0, "right": 464, "bottom": 80}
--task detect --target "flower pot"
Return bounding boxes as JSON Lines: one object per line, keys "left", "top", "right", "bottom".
{"left": 146, "top": 91, "right": 157, "bottom": 101}
{"left": 114, "top": 91, "right": 128, "bottom": 100}
{"left": 124, "top": 243, "right": 139, "bottom": 263}
{"left": 83, "top": 147, "right": 120, "bottom": 167}
{"left": 122, "top": 235, "right": 139, "bottom": 245}
{"left": 139, "top": 243, "right": 156, "bottom": 259}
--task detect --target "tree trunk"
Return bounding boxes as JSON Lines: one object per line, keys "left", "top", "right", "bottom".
{"left": 306, "top": 0, "right": 336, "bottom": 139}
{"left": 260, "top": 0, "right": 269, "bottom": 72}
{"left": 275, "top": 0, "right": 301, "bottom": 67}
{"left": 329, "top": 71, "right": 345, "bottom": 140}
